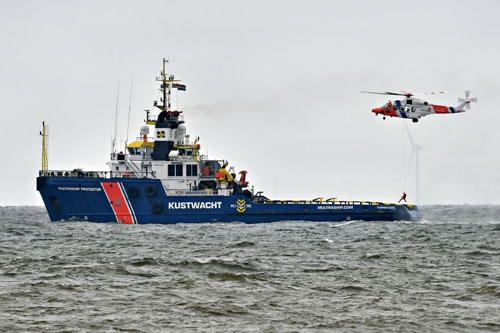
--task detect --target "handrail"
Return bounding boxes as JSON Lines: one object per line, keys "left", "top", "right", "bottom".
{"left": 263, "top": 199, "right": 393, "bottom": 205}
{"left": 165, "top": 189, "right": 221, "bottom": 196}
{"left": 123, "top": 159, "right": 149, "bottom": 178}
{"left": 39, "top": 169, "right": 156, "bottom": 179}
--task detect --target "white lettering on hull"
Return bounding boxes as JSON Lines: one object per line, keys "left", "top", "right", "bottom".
{"left": 377, "top": 206, "right": 396, "bottom": 210}
{"left": 168, "top": 202, "right": 223, "bottom": 209}
{"left": 317, "top": 205, "right": 354, "bottom": 210}
{"left": 57, "top": 187, "right": 102, "bottom": 191}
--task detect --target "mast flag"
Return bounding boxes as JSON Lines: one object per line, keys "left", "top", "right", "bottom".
{"left": 172, "top": 83, "right": 186, "bottom": 91}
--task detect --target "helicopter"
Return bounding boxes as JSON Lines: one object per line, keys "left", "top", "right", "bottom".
{"left": 362, "top": 90, "right": 477, "bottom": 122}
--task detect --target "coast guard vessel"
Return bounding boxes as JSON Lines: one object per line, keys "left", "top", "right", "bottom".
{"left": 37, "top": 59, "right": 421, "bottom": 223}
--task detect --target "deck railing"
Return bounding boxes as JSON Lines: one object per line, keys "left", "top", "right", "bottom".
{"left": 165, "top": 189, "right": 221, "bottom": 196}
{"left": 39, "top": 170, "right": 155, "bottom": 179}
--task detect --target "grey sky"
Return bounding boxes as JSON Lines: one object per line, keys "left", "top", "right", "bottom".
{"left": 1, "top": 0, "right": 499, "bottom": 205}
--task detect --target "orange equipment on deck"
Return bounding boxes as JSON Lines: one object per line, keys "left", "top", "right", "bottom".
{"left": 238, "top": 170, "right": 249, "bottom": 187}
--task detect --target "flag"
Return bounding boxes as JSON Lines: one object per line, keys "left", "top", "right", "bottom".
{"left": 172, "top": 83, "right": 186, "bottom": 91}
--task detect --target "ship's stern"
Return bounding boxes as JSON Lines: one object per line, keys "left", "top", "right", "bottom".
{"left": 396, "top": 204, "right": 422, "bottom": 221}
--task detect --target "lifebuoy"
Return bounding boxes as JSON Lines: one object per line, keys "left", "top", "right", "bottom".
{"left": 152, "top": 202, "right": 164, "bottom": 214}
{"left": 146, "top": 185, "right": 158, "bottom": 197}
{"left": 127, "top": 186, "right": 140, "bottom": 199}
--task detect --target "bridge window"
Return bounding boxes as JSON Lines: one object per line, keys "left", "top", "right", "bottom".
{"left": 127, "top": 147, "right": 140, "bottom": 155}
{"left": 186, "top": 164, "right": 198, "bottom": 177}
{"left": 176, "top": 164, "right": 183, "bottom": 176}
{"left": 168, "top": 164, "right": 184, "bottom": 177}
{"left": 168, "top": 165, "right": 175, "bottom": 176}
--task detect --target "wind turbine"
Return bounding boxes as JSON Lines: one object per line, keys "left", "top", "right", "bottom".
{"left": 405, "top": 122, "right": 422, "bottom": 205}
{"left": 393, "top": 176, "right": 402, "bottom": 195}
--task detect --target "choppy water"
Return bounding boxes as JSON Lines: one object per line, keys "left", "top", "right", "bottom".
{"left": 1, "top": 206, "right": 499, "bottom": 332}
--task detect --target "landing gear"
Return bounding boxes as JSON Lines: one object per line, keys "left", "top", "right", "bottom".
{"left": 383, "top": 116, "right": 386, "bottom": 120}
{"left": 412, "top": 118, "right": 418, "bottom": 123}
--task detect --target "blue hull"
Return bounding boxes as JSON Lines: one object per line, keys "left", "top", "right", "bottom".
{"left": 37, "top": 176, "right": 421, "bottom": 223}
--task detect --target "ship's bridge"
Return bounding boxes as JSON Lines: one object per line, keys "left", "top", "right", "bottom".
{"left": 126, "top": 140, "right": 154, "bottom": 160}
{"left": 172, "top": 143, "right": 200, "bottom": 161}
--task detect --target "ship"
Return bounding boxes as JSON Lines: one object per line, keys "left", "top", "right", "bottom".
{"left": 37, "top": 59, "right": 421, "bottom": 224}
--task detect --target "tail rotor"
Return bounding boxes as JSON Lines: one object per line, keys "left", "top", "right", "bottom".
{"left": 458, "top": 90, "right": 478, "bottom": 110}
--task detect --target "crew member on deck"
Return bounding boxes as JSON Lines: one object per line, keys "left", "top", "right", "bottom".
{"left": 398, "top": 192, "right": 407, "bottom": 203}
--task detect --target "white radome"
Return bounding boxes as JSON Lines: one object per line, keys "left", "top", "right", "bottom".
{"left": 140, "top": 125, "right": 150, "bottom": 135}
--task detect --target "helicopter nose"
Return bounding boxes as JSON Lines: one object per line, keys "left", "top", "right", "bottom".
{"left": 372, "top": 108, "right": 382, "bottom": 114}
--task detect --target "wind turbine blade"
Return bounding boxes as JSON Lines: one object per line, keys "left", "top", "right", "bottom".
{"left": 458, "top": 98, "right": 465, "bottom": 102}
{"left": 404, "top": 121, "right": 415, "bottom": 148}
{"left": 465, "top": 90, "right": 470, "bottom": 99}
{"left": 466, "top": 103, "right": 471, "bottom": 110}
{"left": 470, "top": 97, "right": 478, "bottom": 103}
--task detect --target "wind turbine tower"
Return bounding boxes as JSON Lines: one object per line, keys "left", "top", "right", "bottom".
{"left": 405, "top": 123, "right": 421, "bottom": 205}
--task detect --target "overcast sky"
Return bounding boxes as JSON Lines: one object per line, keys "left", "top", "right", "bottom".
{"left": 1, "top": 0, "right": 499, "bottom": 206}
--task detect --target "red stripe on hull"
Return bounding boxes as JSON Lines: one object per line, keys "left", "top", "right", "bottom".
{"left": 432, "top": 104, "right": 449, "bottom": 114}
{"left": 101, "top": 182, "right": 134, "bottom": 224}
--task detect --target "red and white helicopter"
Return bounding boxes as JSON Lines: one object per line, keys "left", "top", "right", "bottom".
{"left": 362, "top": 90, "right": 477, "bottom": 122}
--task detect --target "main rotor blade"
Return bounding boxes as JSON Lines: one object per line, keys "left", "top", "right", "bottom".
{"left": 361, "top": 91, "right": 410, "bottom": 97}
{"left": 420, "top": 90, "right": 450, "bottom": 96}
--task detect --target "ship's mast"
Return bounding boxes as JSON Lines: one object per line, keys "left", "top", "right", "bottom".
{"left": 146, "top": 58, "right": 182, "bottom": 124}
{"left": 112, "top": 79, "right": 120, "bottom": 155}
{"left": 151, "top": 59, "right": 186, "bottom": 161}
{"left": 157, "top": 58, "right": 173, "bottom": 111}
{"left": 40, "top": 121, "right": 49, "bottom": 176}
{"left": 163, "top": 58, "right": 169, "bottom": 110}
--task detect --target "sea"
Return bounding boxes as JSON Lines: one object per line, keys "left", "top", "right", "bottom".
{"left": 1, "top": 205, "right": 499, "bottom": 332}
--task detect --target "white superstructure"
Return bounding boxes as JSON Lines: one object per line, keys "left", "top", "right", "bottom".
{"left": 107, "top": 59, "right": 250, "bottom": 198}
